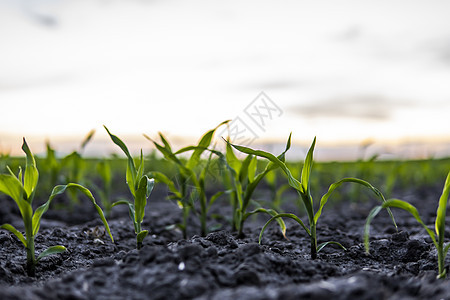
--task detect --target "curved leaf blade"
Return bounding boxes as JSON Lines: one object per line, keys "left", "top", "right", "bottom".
{"left": 37, "top": 245, "right": 66, "bottom": 261}
{"left": 435, "top": 170, "right": 450, "bottom": 244}
{"left": 34, "top": 184, "right": 114, "bottom": 242}
{"left": 259, "top": 213, "right": 311, "bottom": 245}
{"left": 1, "top": 223, "right": 27, "bottom": 247}
{"left": 22, "top": 138, "right": 39, "bottom": 201}
{"left": 317, "top": 241, "right": 347, "bottom": 253}
{"left": 300, "top": 137, "right": 316, "bottom": 198}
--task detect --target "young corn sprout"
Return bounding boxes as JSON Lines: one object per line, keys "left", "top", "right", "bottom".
{"left": 145, "top": 121, "right": 229, "bottom": 237}
{"left": 0, "top": 139, "right": 113, "bottom": 276}
{"left": 230, "top": 135, "right": 396, "bottom": 259}
{"left": 96, "top": 159, "right": 113, "bottom": 217}
{"left": 61, "top": 129, "right": 96, "bottom": 206}
{"left": 224, "top": 138, "right": 288, "bottom": 238}
{"left": 364, "top": 170, "right": 450, "bottom": 278}
{"left": 104, "top": 126, "right": 154, "bottom": 249}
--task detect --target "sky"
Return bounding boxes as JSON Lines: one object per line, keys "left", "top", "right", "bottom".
{"left": 1, "top": 0, "right": 450, "bottom": 159}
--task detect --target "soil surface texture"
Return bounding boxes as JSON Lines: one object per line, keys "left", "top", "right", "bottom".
{"left": 1, "top": 183, "right": 450, "bottom": 300}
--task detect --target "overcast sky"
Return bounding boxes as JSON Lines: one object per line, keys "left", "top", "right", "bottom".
{"left": 1, "top": 0, "right": 450, "bottom": 157}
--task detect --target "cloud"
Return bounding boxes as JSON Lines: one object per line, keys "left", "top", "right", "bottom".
{"left": 287, "top": 95, "right": 414, "bottom": 121}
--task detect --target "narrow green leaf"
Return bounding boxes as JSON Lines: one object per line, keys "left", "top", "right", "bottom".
{"left": 37, "top": 245, "right": 66, "bottom": 261}
{"left": 444, "top": 243, "right": 450, "bottom": 260}
{"left": 364, "top": 199, "right": 437, "bottom": 254}
{"left": 147, "top": 171, "right": 182, "bottom": 199}
{"left": 136, "top": 230, "right": 149, "bottom": 245}
{"left": 228, "top": 140, "right": 302, "bottom": 192}
{"left": 247, "top": 156, "right": 257, "bottom": 183}
{"left": 208, "top": 191, "right": 225, "bottom": 211}
{"left": 259, "top": 213, "right": 311, "bottom": 245}
{"left": 315, "top": 178, "right": 390, "bottom": 223}
{"left": 317, "top": 241, "right": 347, "bottom": 253}
{"left": 364, "top": 205, "right": 382, "bottom": 253}
{"left": 97, "top": 160, "right": 112, "bottom": 185}
{"left": 383, "top": 199, "right": 435, "bottom": 241}
{"left": 1, "top": 224, "right": 27, "bottom": 247}
{"left": 0, "top": 174, "right": 25, "bottom": 204}
{"left": 158, "top": 132, "right": 173, "bottom": 152}
{"left": 104, "top": 126, "right": 133, "bottom": 161}
{"left": 80, "top": 129, "right": 95, "bottom": 151}
{"left": 104, "top": 126, "right": 137, "bottom": 195}
{"left": 21, "top": 138, "right": 39, "bottom": 201}
{"left": 146, "top": 177, "right": 155, "bottom": 199}
{"left": 186, "top": 120, "right": 230, "bottom": 170}
{"left": 226, "top": 141, "right": 241, "bottom": 174}
{"left": 134, "top": 176, "right": 151, "bottom": 224}
{"left": 300, "top": 137, "right": 316, "bottom": 197}
{"left": 244, "top": 208, "right": 287, "bottom": 238}
{"left": 135, "top": 150, "right": 145, "bottom": 191}
{"left": 35, "top": 184, "right": 114, "bottom": 242}
{"left": 435, "top": 170, "right": 450, "bottom": 243}
{"left": 0, "top": 173, "right": 32, "bottom": 225}
{"left": 112, "top": 199, "right": 138, "bottom": 233}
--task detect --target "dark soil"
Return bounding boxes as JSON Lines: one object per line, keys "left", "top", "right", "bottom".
{"left": 1, "top": 183, "right": 450, "bottom": 300}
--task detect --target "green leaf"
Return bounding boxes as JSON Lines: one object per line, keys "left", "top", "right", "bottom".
{"left": 259, "top": 213, "right": 311, "bottom": 245}
{"left": 317, "top": 241, "right": 347, "bottom": 253}
{"left": 135, "top": 150, "right": 145, "bottom": 191}
{"left": 300, "top": 137, "right": 316, "bottom": 200}
{"left": 208, "top": 191, "right": 225, "bottom": 211}
{"left": 80, "top": 129, "right": 95, "bottom": 151}
{"left": 21, "top": 138, "right": 39, "bottom": 202}
{"left": 37, "top": 245, "right": 66, "bottom": 261}
{"left": 0, "top": 174, "right": 32, "bottom": 224}
{"left": 315, "top": 177, "right": 395, "bottom": 225}
{"left": 1, "top": 223, "right": 27, "bottom": 247}
{"left": 136, "top": 230, "right": 149, "bottom": 245}
{"left": 364, "top": 199, "right": 436, "bottom": 254}
{"left": 147, "top": 171, "right": 182, "bottom": 199}
{"left": 158, "top": 132, "right": 173, "bottom": 152}
{"left": 112, "top": 199, "right": 138, "bottom": 233}
{"left": 35, "top": 184, "right": 114, "bottom": 242}
{"left": 444, "top": 243, "right": 450, "bottom": 258}
{"left": 104, "top": 126, "right": 133, "bottom": 161}
{"left": 104, "top": 126, "right": 137, "bottom": 195}
{"left": 228, "top": 135, "right": 312, "bottom": 218}
{"left": 97, "top": 160, "right": 112, "bottom": 185}
{"left": 226, "top": 141, "right": 241, "bottom": 174}
{"left": 0, "top": 174, "right": 25, "bottom": 204}
{"left": 244, "top": 208, "right": 287, "bottom": 238}
{"left": 247, "top": 156, "right": 257, "bottom": 183}
{"left": 435, "top": 170, "right": 450, "bottom": 244}
{"left": 186, "top": 120, "right": 230, "bottom": 170}
{"left": 229, "top": 140, "right": 302, "bottom": 193}
{"left": 146, "top": 177, "right": 155, "bottom": 199}
{"left": 146, "top": 136, "right": 189, "bottom": 176}
{"left": 238, "top": 155, "right": 253, "bottom": 184}
{"left": 134, "top": 176, "right": 152, "bottom": 224}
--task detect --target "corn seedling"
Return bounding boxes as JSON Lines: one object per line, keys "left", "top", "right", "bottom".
{"left": 61, "top": 129, "right": 95, "bottom": 206}
{"left": 104, "top": 126, "right": 154, "bottom": 249}
{"left": 145, "top": 121, "right": 229, "bottom": 237}
{"left": 224, "top": 137, "right": 289, "bottom": 238}
{"left": 364, "top": 170, "right": 450, "bottom": 278}
{"left": 0, "top": 139, "right": 113, "bottom": 276}
{"left": 96, "top": 159, "right": 113, "bottom": 216}
{"left": 42, "top": 141, "right": 62, "bottom": 190}
{"left": 231, "top": 136, "right": 396, "bottom": 259}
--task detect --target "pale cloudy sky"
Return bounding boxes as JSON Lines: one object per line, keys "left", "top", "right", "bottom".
{"left": 1, "top": 0, "right": 450, "bottom": 158}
